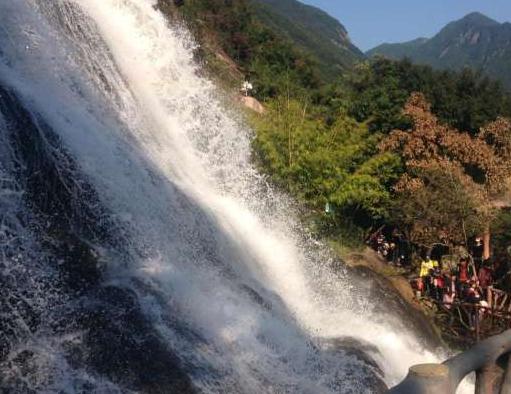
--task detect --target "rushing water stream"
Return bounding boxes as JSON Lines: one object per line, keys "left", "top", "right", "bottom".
{"left": 0, "top": 1, "right": 444, "bottom": 392}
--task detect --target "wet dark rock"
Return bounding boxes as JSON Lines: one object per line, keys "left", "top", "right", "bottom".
{"left": 0, "top": 85, "right": 194, "bottom": 393}
{"left": 325, "top": 337, "right": 382, "bottom": 372}
{"left": 240, "top": 283, "right": 274, "bottom": 311}
{"left": 0, "top": 86, "right": 108, "bottom": 293}
{"left": 318, "top": 337, "right": 388, "bottom": 393}
{"left": 0, "top": 285, "right": 41, "bottom": 360}
{"left": 70, "top": 286, "right": 196, "bottom": 393}
{"left": 352, "top": 265, "right": 442, "bottom": 350}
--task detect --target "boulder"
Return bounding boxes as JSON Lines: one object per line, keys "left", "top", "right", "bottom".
{"left": 240, "top": 96, "right": 265, "bottom": 114}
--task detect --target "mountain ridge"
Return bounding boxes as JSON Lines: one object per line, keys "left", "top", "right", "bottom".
{"left": 367, "top": 12, "right": 511, "bottom": 90}
{"left": 249, "top": 0, "right": 364, "bottom": 78}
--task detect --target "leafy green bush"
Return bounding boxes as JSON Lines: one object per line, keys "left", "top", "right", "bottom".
{"left": 252, "top": 96, "right": 400, "bottom": 230}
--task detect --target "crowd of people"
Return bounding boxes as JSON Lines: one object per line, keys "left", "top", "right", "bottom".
{"left": 415, "top": 255, "right": 495, "bottom": 309}
{"left": 367, "top": 227, "right": 511, "bottom": 338}
{"left": 412, "top": 251, "right": 511, "bottom": 333}
{"left": 368, "top": 229, "right": 510, "bottom": 314}
{"left": 367, "top": 228, "right": 411, "bottom": 267}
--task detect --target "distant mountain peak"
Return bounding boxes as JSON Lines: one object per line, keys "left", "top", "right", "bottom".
{"left": 366, "top": 12, "right": 511, "bottom": 90}
{"left": 459, "top": 12, "right": 499, "bottom": 26}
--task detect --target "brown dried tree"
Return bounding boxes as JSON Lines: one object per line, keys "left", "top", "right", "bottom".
{"left": 380, "top": 93, "right": 511, "bottom": 246}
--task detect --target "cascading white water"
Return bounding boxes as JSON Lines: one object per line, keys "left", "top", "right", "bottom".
{"left": 0, "top": 0, "right": 463, "bottom": 392}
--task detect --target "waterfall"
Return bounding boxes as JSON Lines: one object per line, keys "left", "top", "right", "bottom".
{"left": 0, "top": 0, "right": 444, "bottom": 392}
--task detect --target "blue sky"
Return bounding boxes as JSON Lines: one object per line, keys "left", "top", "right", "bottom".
{"left": 301, "top": 0, "right": 511, "bottom": 51}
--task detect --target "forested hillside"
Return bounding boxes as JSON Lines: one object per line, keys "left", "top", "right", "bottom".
{"left": 249, "top": 0, "right": 364, "bottom": 79}
{"left": 161, "top": 0, "right": 511, "bottom": 252}
{"left": 159, "top": 0, "right": 322, "bottom": 99}
{"left": 367, "top": 13, "right": 511, "bottom": 90}
{"left": 252, "top": 58, "right": 511, "bottom": 246}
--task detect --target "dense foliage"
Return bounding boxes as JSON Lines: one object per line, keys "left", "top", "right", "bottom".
{"left": 251, "top": 58, "right": 511, "bottom": 245}
{"left": 381, "top": 93, "right": 511, "bottom": 245}
{"left": 347, "top": 58, "right": 511, "bottom": 135}
{"left": 162, "top": 0, "right": 322, "bottom": 99}
{"left": 249, "top": 0, "right": 363, "bottom": 79}
{"left": 493, "top": 209, "right": 511, "bottom": 262}
{"left": 252, "top": 98, "right": 399, "bottom": 225}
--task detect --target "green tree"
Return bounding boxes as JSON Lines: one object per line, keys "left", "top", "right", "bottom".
{"left": 252, "top": 96, "right": 399, "bottom": 229}
{"left": 345, "top": 58, "right": 511, "bottom": 135}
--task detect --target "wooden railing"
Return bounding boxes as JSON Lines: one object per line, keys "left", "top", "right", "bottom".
{"left": 413, "top": 283, "right": 511, "bottom": 344}
{"left": 429, "top": 299, "right": 511, "bottom": 343}
{"left": 388, "top": 329, "right": 511, "bottom": 393}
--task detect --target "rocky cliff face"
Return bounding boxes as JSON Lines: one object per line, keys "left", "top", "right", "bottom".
{"left": 0, "top": 84, "right": 195, "bottom": 393}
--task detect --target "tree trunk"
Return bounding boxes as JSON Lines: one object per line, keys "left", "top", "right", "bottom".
{"left": 484, "top": 227, "right": 491, "bottom": 261}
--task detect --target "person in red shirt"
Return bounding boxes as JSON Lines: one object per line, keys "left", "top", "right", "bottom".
{"left": 457, "top": 258, "right": 478, "bottom": 300}
{"left": 432, "top": 268, "right": 445, "bottom": 301}
{"left": 478, "top": 260, "right": 494, "bottom": 301}
{"left": 457, "top": 258, "right": 470, "bottom": 283}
